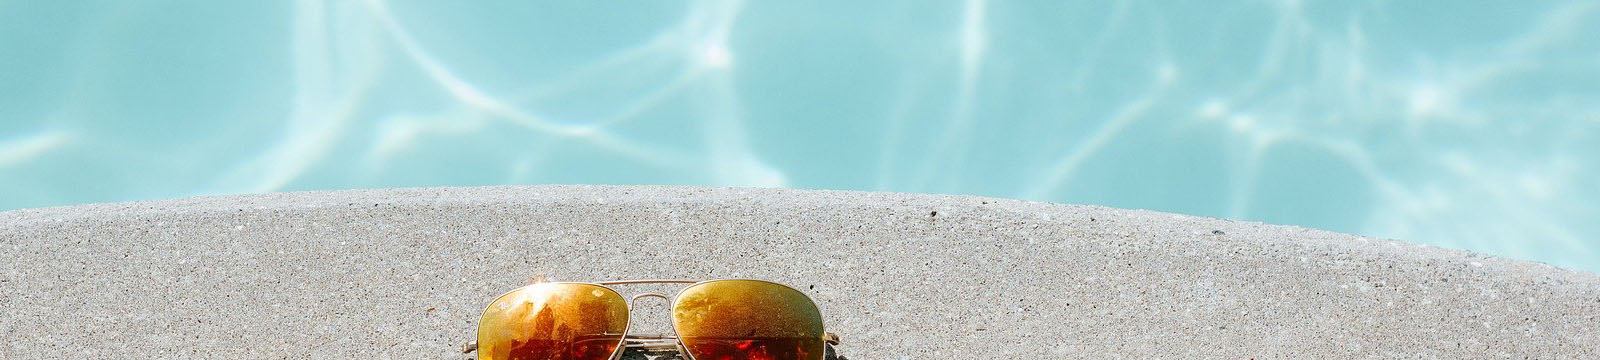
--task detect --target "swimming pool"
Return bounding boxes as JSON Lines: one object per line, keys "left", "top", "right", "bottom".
{"left": 2, "top": 1, "right": 1596, "bottom": 271}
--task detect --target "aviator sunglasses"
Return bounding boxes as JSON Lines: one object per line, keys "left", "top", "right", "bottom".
{"left": 470, "top": 279, "right": 844, "bottom": 360}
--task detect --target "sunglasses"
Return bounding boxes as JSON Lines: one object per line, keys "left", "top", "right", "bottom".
{"left": 469, "top": 279, "right": 844, "bottom": 360}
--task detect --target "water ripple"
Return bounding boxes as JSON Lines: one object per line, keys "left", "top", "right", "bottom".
{"left": 1, "top": 0, "right": 1595, "bottom": 270}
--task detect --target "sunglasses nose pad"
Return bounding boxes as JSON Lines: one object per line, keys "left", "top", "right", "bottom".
{"left": 627, "top": 293, "right": 675, "bottom": 337}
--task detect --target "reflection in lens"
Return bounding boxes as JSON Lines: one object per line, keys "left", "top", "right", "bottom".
{"left": 477, "top": 283, "right": 629, "bottom": 360}
{"left": 673, "top": 280, "right": 825, "bottom": 360}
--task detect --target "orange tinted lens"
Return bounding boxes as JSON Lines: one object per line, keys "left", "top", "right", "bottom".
{"left": 672, "top": 280, "right": 825, "bottom": 360}
{"left": 477, "top": 283, "right": 629, "bottom": 360}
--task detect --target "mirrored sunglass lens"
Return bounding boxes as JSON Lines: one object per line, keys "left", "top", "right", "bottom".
{"left": 673, "top": 280, "right": 825, "bottom": 360}
{"left": 477, "top": 283, "right": 629, "bottom": 360}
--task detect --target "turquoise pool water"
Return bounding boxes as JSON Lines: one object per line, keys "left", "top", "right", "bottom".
{"left": 2, "top": 1, "right": 1597, "bottom": 271}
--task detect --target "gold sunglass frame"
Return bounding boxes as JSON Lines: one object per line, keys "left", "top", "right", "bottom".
{"left": 468, "top": 279, "right": 842, "bottom": 360}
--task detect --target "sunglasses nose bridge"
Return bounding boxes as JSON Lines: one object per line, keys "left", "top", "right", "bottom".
{"left": 628, "top": 293, "right": 673, "bottom": 317}
{"left": 626, "top": 292, "right": 677, "bottom": 336}
{"left": 630, "top": 292, "right": 671, "bottom": 303}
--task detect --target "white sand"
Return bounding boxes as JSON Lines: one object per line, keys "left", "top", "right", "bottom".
{"left": 1, "top": 185, "right": 1596, "bottom": 358}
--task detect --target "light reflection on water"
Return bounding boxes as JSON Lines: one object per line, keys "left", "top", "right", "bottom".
{"left": 1, "top": 1, "right": 1596, "bottom": 271}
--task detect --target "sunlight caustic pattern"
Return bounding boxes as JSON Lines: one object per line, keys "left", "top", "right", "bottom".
{"left": 0, "top": 1, "right": 1596, "bottom": 270}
